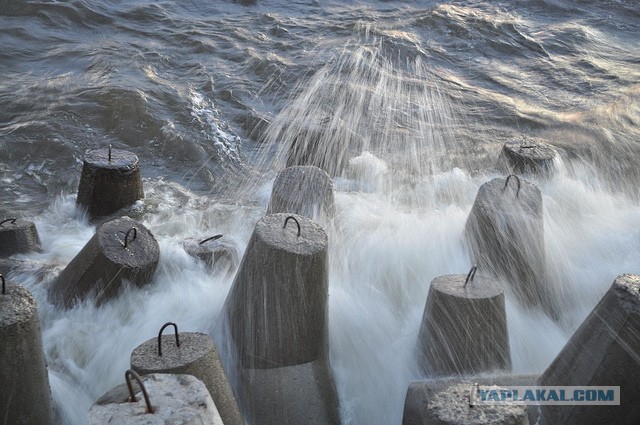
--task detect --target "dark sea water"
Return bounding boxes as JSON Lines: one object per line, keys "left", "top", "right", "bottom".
{"left": 1, "top": 1, "right": 639, "bottom": 424}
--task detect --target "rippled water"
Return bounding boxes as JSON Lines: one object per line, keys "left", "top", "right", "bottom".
{"left": 1, "top": 1, "right": 639, "bottom": 424}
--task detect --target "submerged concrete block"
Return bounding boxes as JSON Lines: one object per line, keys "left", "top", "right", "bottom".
{"left": 131, "top": 324, "right": 242, "bottom": 425}
{"left": 89, "top": 372, "right": 223, "bottom": 425}
{"left": 464, "top": 176, "right": 556, "bottom": 318}
{"left": 76, "top": 146, "right": 144, "bottom": 218}
{"left": 0, "top": 218, "right": 41, "bottom": 257}
{"left": 499, "top": 137, "right": 557, "bottom": 175}
{"left": 537, "top": 274, "right": 640, "bottom": 425}
{"left": 182, "top": 235, "right": 239, "bottom": 277}
{"left": 416, "top": 269, "right": 511, "bottom": 377}
{"left": 267, "top": 165, "right": 335, "bottom": 220}
{"left": 0, "top": 278, "right": 54, "bottom": 425}
{"left": 49, "top": 216, "right": 159, "bottom": 308}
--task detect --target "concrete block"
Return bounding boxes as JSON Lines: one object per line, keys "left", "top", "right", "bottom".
{"left": 499, "top": 137, "right": 557, "bottom": 175}
{"left": 0, "top": 218, "right": 41, "bottom": 257}
{"left": 49, "top": 216, "right": 159, "bottom": 308}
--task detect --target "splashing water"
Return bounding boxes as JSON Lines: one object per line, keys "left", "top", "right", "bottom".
{"left": 7, "top": 26, "right": 640, "bottom": 425}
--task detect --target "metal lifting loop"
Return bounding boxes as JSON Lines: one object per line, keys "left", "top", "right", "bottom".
{"left": 199, "top": 234, "right": 223, "bottom": 245}
{"left": 464, "top": 265, "right": 478, "bottom": 288}
{"left": 157, "top": 322, "right": 180, "bottom": 357}
{"left": 108, "top": 144, "right": 112, "bottom": 162}
{"left": 502, "top": 174, "right": 521, "bottom": 198}
{"left": 283, "top": 215, "right": 301, "bottom": 237}
{"left": 123, "top": 227, "right": 137, "bottom": 248}
{"left": 0, "top": 218, "right": 17, "bottom": 227}
{"left": 125, "top": 369, "right": 155, "bottom": 414}
{"left": 1, "top": 274, "right": 5, "bottom": 295}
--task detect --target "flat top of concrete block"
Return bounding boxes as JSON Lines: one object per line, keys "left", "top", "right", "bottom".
{"left": 91, "top": 373, "right": 223, "bottom": 425}
{"left": 131, "top": 332, "right": 215, "bottom": 370}
{"left": 431, "top": 274, "right": 503, "bottom": 299}
{"left": 613, "top": 274, "right": 640, "bottom": 312}
{"left": 182, "top": 236, "right": 226, "bottom": 256}
{"left": 84, "top": 147, "right": 139, "bottom": 171}
{"left": 0, "top": 283, "right": 36, "bottom": 326}
{"left": 98, "top": 217, "right": 159, "bottom": 268}
{"left": 476, "top": 177, "right": 541, "bottom": 215}
{"left": 256, "top": 213, "right": 327, "bottom": 255}
{"left": 503, "top": 137, "right": 557, "bottom": 161}
{"left": 429, "top": 383, "right": 527, "bottom": 425}
{"left": 0, "top": 218, "right": 36, "bottom": 232}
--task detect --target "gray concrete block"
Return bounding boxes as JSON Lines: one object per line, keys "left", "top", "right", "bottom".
{"left": 182, "top": 235, "right": 239, "bottom": 277}
{"left": 537, "top": 274, "right": 640, "bottom": 425}
{"left": 238, "top": 360, "right": 341, "bottom": 425}
{"left": 48, "top": 216, "right": 159, "bottom": 308}
{"left": 499, "top": 137, "right": 557, "bottom": 175}
{"left": 416, "top": 272, "right": 511, "bottom": 377}
{"left": 0, "top": 218, "right": 41, "bottom": 257}
{"left": 76, "top": 146, "right": 144, "bottom": 218}
{"left": 403, "top": 374, "right": 538, "bottom": 425}
{"left": 131, "top": 327, "right": 242, "bottom": 425}
{"left": 224, "top": 213, "right": 329, "bottom": 369}
{"left": 89, "top": 373, "right": 223, "bottom": 425}
{"left": 0, "top": 279, "right": 54, "bottom": 425}
{"left": 267, "top": 165, "right": 335, "bottom": 221}
{"left": 464, "top": 176, "right": 556, "bottom": 318}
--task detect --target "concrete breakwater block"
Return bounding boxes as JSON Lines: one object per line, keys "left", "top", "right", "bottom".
{"left": 403, "top": 374, "right": 537, "bottom": 425}
{"left": 416, "top": 269, "right": 511, "bottom": 377}
{"left": 238, "top": 360, "right": 341, "bottom": 425}
{"left": 464, "top": 176, "right": 556, "bottom": 318}
{"left": 131, "top": 323, "right": 242, "bottom": 425}
{"left": 182, "top": 234, "right": 239, "bottom": 276}
{"left": 89, "top": 371, "right": 223, "bottom": 425}
{"left": 267, "top": 165, "right": 335, "bottom": 220}
{"left": 0, "top": 218, "right": 41, "bottom": 257}
{"left": 0, "top": 277, "right": 54, "bottom": 425}
{"left": 537, "top": 274, "right": 640, "bottom": 425}
{"left": 49, "top": 217, "right": 159, "bottom": 308}
{"left": 76, "top": 146, "right": 144, "bottom": 218}
{"left": 499, "top": 137, "right": 558, "bottom": 175}
{"left": 220, "top": 213, "right": 340, "bottom": 424}
{"left": 224, "top": 213, "right": 329, "bottom": 369}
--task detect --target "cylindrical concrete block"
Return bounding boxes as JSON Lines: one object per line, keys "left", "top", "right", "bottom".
{"left": 266, "top": 166, "right": 335, "bottom": 220}
{"left": 416, "top": 271, "right": 511, "bottom": 377}
{"left": 224, "top": 213, "right": 329, "bottom": 369}
{"left": 537, "top": 274, "right": 640, "bottom": 425}
{"left": 0, "top": 218, "right": 41, "bottom": 257}
{"left": 182, "top": 235, "right": 239, "bottom": 276}
{"left": 425, "top": 383, "right": 528, "bottom": 425}
{"left": 89, "top": 373, "right": 223, "bottom": 425}
{"left": 0, "top": 279, "right": 54, "bottom": 425}
{"left": 499, "top": 137, "right": 557, "bottom": 175}
{"left": 464, "top": 176, "right": 556, "bottom": 318}
{"left": 76, "top": 146, "right": 144, "bottom": 218}
{"left": 49, "top": 216, "right": 159, "bottom": 308}
{"left": 131, "top": 325, "right": 242, "bottom": 425}
{"left": 239, "top": 360, "right": 341, "bottom": 425}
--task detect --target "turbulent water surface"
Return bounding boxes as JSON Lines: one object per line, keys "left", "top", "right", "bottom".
{"left": 1, "top": 1, "right": 639, "bottom": 424}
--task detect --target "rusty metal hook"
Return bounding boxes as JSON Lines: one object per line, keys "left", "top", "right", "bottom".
{"left": 1, "top": 274, "right": 5, "bottom": 295}
{"left": 108, "top": 144, "right": 112, "bottom": 162}
{"left": 502, "top": 174, "right": 521, "bottom": 198}
{"left": 199, "top": 234, "right": 223, "bottom": 245}
{"left": 283, "top": 215, "right": 301, "bottom": 237}
{"left": 464, "top": 265, "right": 478, "bottom": 288}
{"left": 158, "top": 322, "right": 180, "bottom": 357}
{"left": 123, "top": 227, "right": 137, "bottom": 248}
{"left": 0, "top": 218, "right": 17, "bottom": 227}
{"left": 125, "top": 369, "right": 154, "bottom": 414}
